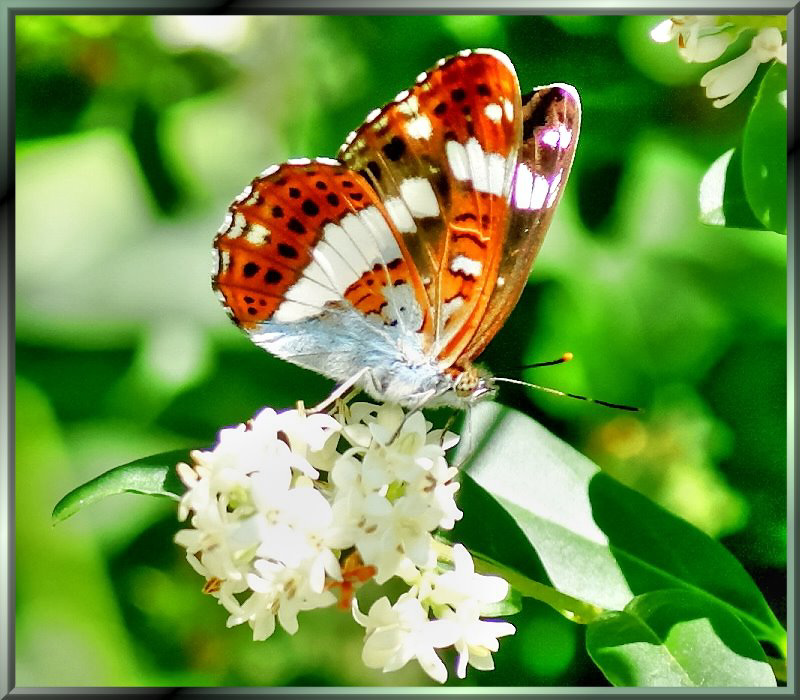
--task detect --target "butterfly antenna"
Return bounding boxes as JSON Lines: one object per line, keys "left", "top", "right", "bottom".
{"left": 516, "top": 351, "right": 574, "bottom": 370}
{"left": 493, "top": 377, "right": 641, "bottom": 412}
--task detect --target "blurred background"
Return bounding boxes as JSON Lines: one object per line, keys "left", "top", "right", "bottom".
{"left": 15, "top": 14, "right": 786, "bottom": 687}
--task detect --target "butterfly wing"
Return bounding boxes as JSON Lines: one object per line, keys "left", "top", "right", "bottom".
{"left": 213, "top": 160, "right": 433, "bottom": 393}
{"left": 457, "top": 83, "right": 581, "bottom": 363}
{"left": 214, "top": 49, "right": 580, "bottom": 405}
{"left": 339, "top": 49, "right": 522, "bottom": 367}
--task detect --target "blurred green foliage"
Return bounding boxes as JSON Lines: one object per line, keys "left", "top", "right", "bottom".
{"left": 15, "top": 14, "right": 786, "bottom": 687}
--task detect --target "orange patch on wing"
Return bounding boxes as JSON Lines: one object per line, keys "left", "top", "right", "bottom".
{"left": 344, "top": 258, "right": 433, "bottom": 333}
{"left": 439, "top": 193, "right": 509, "bottom": 355}
{"left": 344, "top": 263, "right": 390, "bottom": 315}
{"left": 214, "top": 163, "right": 375, "bottom": 328}
{"left": 414, "top": 52, "right": 519, "bottom": 157}
{"left": 344, "top": 258, "right": 408, "bottom": 313}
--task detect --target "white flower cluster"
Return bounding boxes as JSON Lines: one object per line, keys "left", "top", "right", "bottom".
{"left": 175, "top": 401, "right": 515, "bottom": 683}
{"left": 651, "top": 16, "right": 787, "bottom": 107}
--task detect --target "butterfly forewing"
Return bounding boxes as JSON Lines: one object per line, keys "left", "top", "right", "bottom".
{"left": 339, "top": 49, "right": 523, "bottom": 365}
{"left": 457, "top": 83, "right": 581, "bottom": 363}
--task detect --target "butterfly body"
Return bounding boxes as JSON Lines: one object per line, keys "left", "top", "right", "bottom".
{"left": 213, "top": 49, "right": 580, "bottom": 408}
{"left": 247, "top": 284, "right": 494, "bottom": 407}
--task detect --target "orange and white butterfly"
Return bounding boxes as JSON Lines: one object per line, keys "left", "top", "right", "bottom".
{"left": 212, "top": 49, "right": 580, "bottom": 410}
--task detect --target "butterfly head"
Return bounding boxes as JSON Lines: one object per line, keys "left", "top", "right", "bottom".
{"left": 451, "top": 364, "right": 497, "bottom": 405}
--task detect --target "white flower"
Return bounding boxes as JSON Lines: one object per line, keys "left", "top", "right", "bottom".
{"left": 678, "top": 30, "right": 734, "bottom": 63}
{"left": 254, "top": 407, "right": 342, "bottom": 468}
{"left": 398, "top": 544, "right": 517, "bottom": 680}
{"left": 254, "top": 483, "right": 341, "bottom": 591}
{"left": 228, "top": 559, "right": 336, "bottom": 640}
{"left": 650, "top": 15, "right": 737, "bottom": 64}
{"left": 650, "top": 15, "right": 718, "bottom": 45}
{"left": 176, "top": 406, "right": 346, "bottom": 639}
{"left": 332, "top": 490, "right": 433, "bottom": 583}
{"left": 752, "top": 26, "right": 787, "bottom": 64}
{"left": 406, "top": 455, "right": 462, "bottom": 530}
{"left": 329, "top": 448, "right": 371, "bottom": 497}
{"left": 359, "top": 406, "right": 446, "bottom": 485}
{"left": 353, "top": 594, "right": 457, "bottom": 683}
{"left": 700, "top": 27, "right": 786, "bottom": 107}
{"left": 175, "top": 485, "right": 261, "bottom": 586}
{"left": 336, "top": 402, "right": 376, "bottom": 447}
{"left": 175, "top": 399, "right": 518, "bottom": 681}
{"left": 352, "top": 545, "right": 517, "bottom": 683}
{"left": 426, "top": 544, "right": 510, "bottom": 610}
{"left": 181, "top": 551, "right": 248, "bottom": 614}
{"left": 650, "top": 17, "right": 787, "bottom": 108}
{"left": 330, "top": 470, "right": 454, "bottom": 583}
{"left": 438, "top": 600, "right": 516, "bottom": 679}
{"left": 327, "top": 401, "right": 461, "bottom": 582}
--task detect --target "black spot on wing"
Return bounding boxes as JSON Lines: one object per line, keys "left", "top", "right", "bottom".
{"left": 277, "top": 243, "right": 298, "bottom": 259}
{"left": 288, "top": 217, "right": 306, "bottom": 234}
{"left": 382, "top": 136, "right": 406, "bottom": 161}
{"left": 302, "top": 199, "right": 319, "bottom": 217}
{"left": 265, "top": 268, "right": 282, "bottom": 284}
{"left": 522, "top": 87, "right": 564, "bottom": 141}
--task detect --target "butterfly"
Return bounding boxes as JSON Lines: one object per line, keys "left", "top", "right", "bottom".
{"left": 212, "top": 48, "right": 580, "bottom": 410}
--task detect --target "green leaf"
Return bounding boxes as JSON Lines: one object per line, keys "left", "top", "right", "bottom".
{"left": 742, "top": 62, "right": 787, "bottom": 234}
{"left": 52, "top": 448, "right": 192, "bottom": 524}
{"left": 698, "top": 146, "right": 767, "bottom": 231}
{"left": 453, "top": 403, "right": 785, "bottom": 647}
{"left": 586, "top": 589, "right": 777, "bottom": 687}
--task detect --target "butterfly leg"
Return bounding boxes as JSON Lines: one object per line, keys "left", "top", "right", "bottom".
{"left": 309, "top": 367, "right": 371, "bottom": 414}
{"left": 439, "top": 409, "right": 460, "bottom": 448}
{"left": 331, "top": 386, "right": 362, "bottom": 419}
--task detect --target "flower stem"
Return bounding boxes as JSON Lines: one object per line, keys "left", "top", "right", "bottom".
{"left": 718, "top": 15, "right": 786, "bottom": 32}
{"left": 464, "top": 548, "right": 606, "bottom": 624}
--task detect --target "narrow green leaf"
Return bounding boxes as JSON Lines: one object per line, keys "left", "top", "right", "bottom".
{"left": 698, "top": 146, "right": 767, "bottom": 231}
{"left": 52, "top": 448, "right": 193, "bottom": 524}
{"left": 454, "top": 403, "right": 785, "bottom": 648}
{"left": 586, "top": 589, "right": 777, "bottom": 687}
{"left": 742, "top": 62, "right": 787, "bottom": 234}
